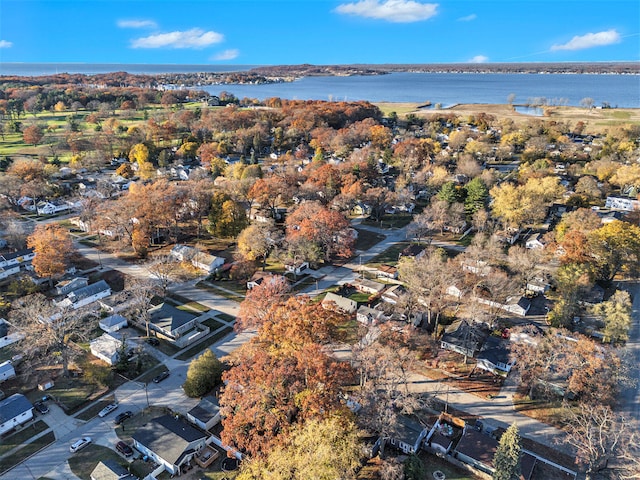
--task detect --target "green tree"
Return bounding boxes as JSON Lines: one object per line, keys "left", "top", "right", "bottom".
{"left": 464, "top": 177, "right": 489, "bottom": 215}
{"left": 437, "top": 181, "right": 462, "bottom": 203}
{"left": 216, "top": 200, "right": 249, "bottom": 238}
{"left": 493, "top": 423, "right": 521, "bottom": 480}
{"left": 592, "top": 290, "right": 633, "bottom": 343}
{"left": 404, "top": 455, "right": 426, "bottom": 480}
{"left": 183, "top": 350, "right": 223, "bottom": 398}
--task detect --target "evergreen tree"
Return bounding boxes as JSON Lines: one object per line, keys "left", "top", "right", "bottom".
{"left": 183, "top": 349, "right": 223, "bottom": 398}
{"left": 493, "top": 423, "right": 522, "bottom": 480}
{"left": 437, "top": 181, "right": 462, "bottom": 204}
{"left": 464, "top": 177, "right": 489, "bottom": 215}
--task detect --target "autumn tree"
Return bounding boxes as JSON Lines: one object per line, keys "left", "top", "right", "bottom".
{"left": 588, "top": 221, "right": 640, "bottom": 282}
{"left": 182, "top": 349, "right": 223, "bottom": 398}
{"left": 563, "top": 404, "right": 628, "bottom": 480}
{"left": 236, "top": 275, "right": 292, "bottom": 331}
{"left": 10, "top": 294, "right": 91, "bottom": 377}
{"left": 23, "top": 124, "right": 44, "bottom": 146}
{"left": 493, "top": 423, "right": 522, "bottom": 480}
{"left": 27, "top": 224, "right": 75, "bottom": 285}
{"left": 591, "top": 289, "right": 633, "bottom": 343}
{"left": 237, "top": 222, "right": 283, "bottom": 269}
{"left": 128, "top": 142, "right": 150, "bottom": 166}
{"left": 236, "top": 416, "right": 362, "bottom": 480}
{"left": 285, "top": 201, "right": 354, "bottom": 260}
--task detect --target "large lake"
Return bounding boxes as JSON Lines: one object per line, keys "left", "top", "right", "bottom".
{"left": 205, "top": 72, "right": 640, "bottom": 108}
{"left": 1, "top": 63, "right": 638, "bottom": 108}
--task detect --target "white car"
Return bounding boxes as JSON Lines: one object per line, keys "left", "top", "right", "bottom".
{"left": 70, "top": 437, "right": 92, "bottom": 453}
{"left": 98, "top": 402, "right": 118, "bottom": 418}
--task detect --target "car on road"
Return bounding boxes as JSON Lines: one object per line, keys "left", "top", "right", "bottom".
{"left": 114, "top": 411, "right": 133, "bottom": 425}
{"left": 115, "top": 440, "right": 133, "bottom": 457}
{"left": 146, "top": 337, "right": 160, "bottom": 346}
{"left": 98, "top": 402, "right": 118, "bottom": 417}
{"left": 152, "top": 371, "right": 170, "bottom": 383}
{"left": 70, "top": 437, "right": 92, "bottom": 453}
{"left": 34, "top": 401, "right": 49, "bottom": 414}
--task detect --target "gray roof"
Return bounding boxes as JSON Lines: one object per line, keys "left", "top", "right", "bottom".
{"left": 0, "top": 361, "right": 15, "bottom": 375}
{"left": 477, "top": 336, "right": 511, "bottom": 367}
{"left": 188, "top": 396, "right": 220, "bottom": 424}
{"left": 391, "top": 415, "right": 425, "bottom": 445}
{"left": 0, "top": 249, "right": 34, "bottom": 262}
{"left": 132, "top": 415, "right": 206, "bottom": 466}
{"left": 322, "top": 292, "right": 357, "bottom": 313}
{"left": 441, "top": 321, "right": 484, "bottom": 352}
{"left": 68, "top": 280, "right": 111, "bottom": 302}
{"left": 90, "top": 460, "right": 136, "bottom": 480}
{"left": 454, "top": 428, "right": 498, "bottom": 468}
{"left": 99, "top": 314, "right": 128, "bottom": 328}
{"left": 149, "top": 303, "right": 196, "bottom": 334}
{"left": 0, "top": 394, "right": 32, "bottom": 423}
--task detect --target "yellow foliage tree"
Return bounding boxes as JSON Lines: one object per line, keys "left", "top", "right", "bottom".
{"left": 128, "top": 143, "right": 150, "bottom": 166}
{"left": 27, "top": 224, "right": 75, "bottom": 284}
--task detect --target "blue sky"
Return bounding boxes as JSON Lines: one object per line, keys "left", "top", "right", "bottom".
{"left": 0, "top": 0, "right": 638, "bottom": 65}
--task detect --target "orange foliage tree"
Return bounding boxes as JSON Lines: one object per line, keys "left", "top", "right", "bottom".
{"left": 27, "top": 224, "right": 75, "bottom": 283}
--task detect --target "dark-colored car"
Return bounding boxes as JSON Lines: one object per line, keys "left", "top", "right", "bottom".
{"left": 146, "top": 337, "right": 159, "bottom": 346}
{"left": 152, "top": 371, "right": 170, "bottom": 383}
{"left": 114, "top": 411, "right": 133, "bottom": 425}
{"left": 34, "top": 401, "right": 49, "bottom": 414}
{"left": 116, "top": 440, "right": 133, "bottom": 457}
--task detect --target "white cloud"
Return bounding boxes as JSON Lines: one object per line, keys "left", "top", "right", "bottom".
{"left": 131, "top": 28, "right": 224, "bottom": 49}
{"left": 458, "top": 13, "right": 476, "bottom": 22}
{"left": 117, "top": 19, "right": 157, "bottom": 29}
{"left": 211, "top": 49, "right": 239, "bottom": 61}
{"left": 468, "top": 55, "right": 488, "bottom": 63}
{"left": 0, "top": 40, "right": 13, "bottom": 48}
{"left": 551, "top": 29, "right": 621, "bottom": 51}
{"left": 335, "top": 0, "right": 438, "bottom": 23}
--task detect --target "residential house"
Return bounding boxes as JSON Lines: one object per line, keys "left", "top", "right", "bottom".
{"left": 475, "top": 295, "right": 530, "bottom": 316}
{"left": 597, "top": 210, "right": 626, "bottom": 224}
{"left": 453, "top": 428, "right": 499, "bottom": 474}
{"left": 170, "top": 244, "right": 224, "bottom": 274}
{"left": 0, "top": 265, "right": 20, "bottom": 281}
{"left": 99, "top": 314, "right": 128, "bottom": 333}
{"left": 525, "top": 233, "right": 546, "bottom": 250}
{"left": 440, "top": 320, "right": 484, "bottom": 358}
{"left": 0, "top": 249, "right": 35, "bottom": 270}
{"left": 90, "top": 460, "right": 137, "bottom": 480}
{"left": 605, "top": 196, "right": 640, "bottom": 212}
{"left": 148, "top": 303, "right": 206, "bottom": 347}
{"left": 493, "top": 228, "right": 521, "bottom": 245}
{"left": 356, "top": 306, "right": 388, "bottom": 326}
{"left": 351, "top": 202, "right": 372, "bottom": 216}
{"left": 381, "top": 284, "right": 406, "bottom": 305}
{"left": 399, "top": 244, "right": 426, "bottom": 260}
{"left": 0, "top": 394, "right": 34, "bottom": 435}
{"left": 374, "top": 264, "right": 398, "bottom": 280}
{"left": 132, "top": 414, "right": 207, "bottom": 476}
{"left": 352, "top": 278, "right": 386, "bottom": 296}
{"left": 425, "top": 412, "right": 465, "bottom": 455}
{"left": 56, "top": 280, "right": 111, "bottom": 310}
{"left": 187, "top": 396, "right": 221, "bottom": 431}
{"left": 36, "top": 200, "right": 72, "bottom": 215}
{"left": 0, "top": 361, "right": 16, "bottom": 382}
{"left": 526, "top": 278, "right": 550, "bottom": 295}
{"left": 321, "top": 292, "right": 357, "bottom": 314}
{"left": 462, "top": 260, "right": 491, "bottom": 276}
{"left": 386, "top": 415, "right": 428, "bottom": 455}
{"left": 55, "top": 277, "right": 89, "bottom": 296}
{"left": 90, "top": 334, "right": 131, "bottom": 366}
{"left": 285, "top": 261, "right": 309, "bottom": 276}
{"left": 246, "top": 271, "right": 285, "bottom": 290}
{"left": 476, "top": 336, "right": 515, "bottom": 375}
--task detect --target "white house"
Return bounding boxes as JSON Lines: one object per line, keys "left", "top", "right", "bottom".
{"left": 0, "top": 361, "right": 16, "bottom": 382}
{"left": 476, "top": 336, "right": 515, "bottom": 375}
{"left": 0, "top": 265, "right": 20, "bottom": 281}
{"left": 525, "top": 233, "right": 546, "bottom": 250}
{"left": 36, "top": 200, "right": 72, "bottom": 215}
{"left": 352, "top": 278, "right": 386, "bottom": 295}
{"left": 605, "top": 196, "right": 640, "bottom": 212}
{"left": 0, "top": 249, "right": 35, "bottom": 270}
{"left": 322, "top": 292, "right": 357, "bottom": 314}
{"left": 356, "top": 306, "right": 388, "bottom": 326}
{"left": 90, "top": 334, "right": 131, "bottom": 366}
{"left": 170, "top": 244, "right": 224, "bottom": 274}
{"left": 387, "top": 415, "right": 429, "bottom": 455}
{"left": 0, "top": 394, "right": 33, "bottom": 435}
{"left": 99, "top": 314, "right": 128, "bottom": 333}
{"left": 187, "top": 396, "right": 221, "bottom": 431}
{"left": 285, "top": 261, "right": 309, "bottom": 276}
{"left": 56, "top": 280, "right": 111, "bottom": 310}
{"left": 55, "top": 277, "right": 89, "bottom": 296}
{"left": 132, "top": 414, "right": 207, "bottom": 476}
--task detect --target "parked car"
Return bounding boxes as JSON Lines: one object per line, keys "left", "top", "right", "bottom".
{"left": 114, "top": 411, "right": 133, "bottom": 425}
{"left": 70, "top": 437, "right": 92, "bottom": 453}
{"left": 34, "top": 401, "right": 49, "bottom": 414}
{"left": 152, "top": 371, "right": 170, "bottom": 383}
{"left": 146, "top": 337, "right": 160, "bottom": 346}
{"left": 116, "top": 440, "right": 133, "bottom": 457}
{"left": 98, "top": 402, "right": 118, "bottom": 418}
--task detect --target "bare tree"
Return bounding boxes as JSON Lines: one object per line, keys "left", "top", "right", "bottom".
{"left": 125, "top": 279, "right": 159, "bottom": 337}
{"left": 147, "top": 255, "right": 179, "bottom": 298}
{"left": 10, "top": 294, "right": 91, "bottom": 377}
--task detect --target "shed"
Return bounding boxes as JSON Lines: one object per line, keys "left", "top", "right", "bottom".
{"left": 187, "top": 395, "right": 221, "bottom": 431}
{"left": 99, "top": 314, "right": 128, "bottom": 333}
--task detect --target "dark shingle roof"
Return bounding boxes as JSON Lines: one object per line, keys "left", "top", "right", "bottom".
{"left": 477, "top": 336, "right": 511, "bottom": 367}
{"left": 0, "top": 394, "right": 32, "bottom": 423}
{"left": 188, "top": 396, "right": 220, "bottom": 424}
{"left": 68, "top": 280, "right": 111, "bottom": 302}
{"left": 454, "top": 428, "right": 498, "bottom": 468}
{"left": 132, "top": 415, "right": 206, "bottom": 466}
{"left": 148, "top": 303, "right": 196, "bottom": 334}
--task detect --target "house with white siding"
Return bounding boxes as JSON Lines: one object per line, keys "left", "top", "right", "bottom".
{"left": 0, "top": 394, "right": 34, "bottom": 435}
{"left": 56, "top": 280, "right": 111, "bottom": 310}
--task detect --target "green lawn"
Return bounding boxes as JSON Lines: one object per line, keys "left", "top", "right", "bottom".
{"left": 0, "top": 420, "right": 49, "bottom": 456}
{"left": 348, "top": 292, "right": 371, "bottom": 303}
{"left": 196, "top": 281, "right": 245, "bottom": 302}
{"left": 0, "top": 431, "right": 55, "bottom": 475}
{"left": 353, "top": 228, "right": 386, "bottom": 251}
{"left": 216, "top": 313, "right": 236, "bottom": 323}
{"left": 418, "top": 451, "right": 477, "bottom": 480}
{"left": 67, "top": 443, "right": 127, "bottom": 480}
{"left": 366, "top": 242, "right": 410, "bottom": 267}
{"left": 178, "top": 301, "right": 210, "bottom": 313}
{"left": 201, "top": 318, "right": 224, "bottom": 331}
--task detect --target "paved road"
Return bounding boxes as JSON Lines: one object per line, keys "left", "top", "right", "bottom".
{"left": 618, "top": 280, "right": 640, "bottom": 428}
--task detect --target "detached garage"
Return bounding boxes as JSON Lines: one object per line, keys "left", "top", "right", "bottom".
{"left": 99, "top": 314, "right": 128, "bottom": 333}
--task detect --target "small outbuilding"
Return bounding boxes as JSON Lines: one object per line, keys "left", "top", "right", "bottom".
{"left": 187, "top": 395, "right": 221, "bottom": 431}
{"left": 99, "top": 314, "right": 128, "bottom": 333}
